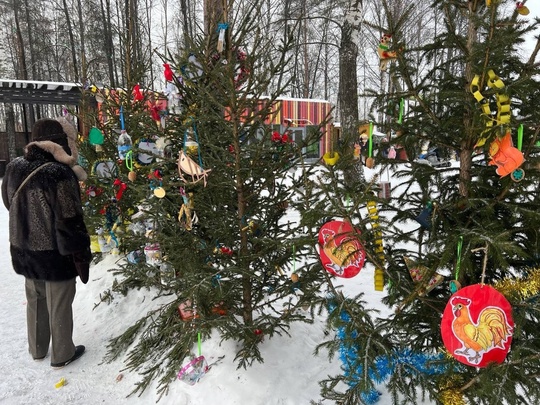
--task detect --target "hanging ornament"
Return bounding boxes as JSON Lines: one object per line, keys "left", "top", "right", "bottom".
{"left": 136, "top": 137, "right": 159, "bottom": 165}
{"left": 450, "top": 236, "right": 464, "bottom": 293}
{"left": 91, "top": 159, "right": 118, "bottom": 181}
{"left": 216, "top": 22, "right": 229, "bottom": 53}
{"left": 318, "top": 220, "right": 366, "bottom": 278}
{"left": 403, "top": 256, "right": 444, "bottom": 296}
{"left": 415, "top": 201, "right": 434, "bottom": 230}
{"left": 177, "top": 123, "right": 211, "bottom": 186}
{"left": 113, "top": 178, "right": 127, "bottom": 201}
{"left": 178, "top": 188, "right": 198, "bottom": 230}
{"left": 365, "top": 122, "right": 375, "bottom": 168}
{"left": 117, "top": 130, "right": 132, "bottom": 161}
{"left": 144, "top": 242, "right": 162, "bottom": 267}
{"left": 441, "top": 284, "right": 513, "bottom": 367}
{"left": 148, "top": 169, "right": 166, "bottom": 198}
{"left": 132, "top": 84, "right": 144, "bottom": 102}
{"left": 377, "top": 33, "right": 399, "bottom": 72}
{"left": 516, "top": 2, "right": 530, "bottom": 15}
{"left": 89, "top": 127, "right": 104, "bottom": 152}
{"left": 488, "top": 131, "right": 524, "bottom": 178}
{"left": 367, "top": 201, "right": 386, "bottom": 291}
{"left": 126, "top": 150, "right": 137, "bottom": 181}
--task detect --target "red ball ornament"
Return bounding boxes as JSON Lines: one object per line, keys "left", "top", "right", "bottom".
{"left": 318, "top": 220, "right": 366, "bottom": 278}
{"left": 441, "top": 284, "right": 513, "bottom": 368}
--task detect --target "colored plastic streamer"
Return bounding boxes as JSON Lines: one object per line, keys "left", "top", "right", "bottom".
{"left": 517, "top": 124, "right": 523, "bottom": 151}
{"left": 368, "top": 122, "right": 373, "bottom": 158}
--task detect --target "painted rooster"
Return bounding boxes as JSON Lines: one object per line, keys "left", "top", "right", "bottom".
{"left": 451, "top": 296, "right": 513, "bottom": 364}
{"left": 321, "top": 229, "right": 363, "bottom": 276}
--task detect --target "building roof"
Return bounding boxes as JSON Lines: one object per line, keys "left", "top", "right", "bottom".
{"left": 0, "top": 79, "right": 87, "bottom": 105}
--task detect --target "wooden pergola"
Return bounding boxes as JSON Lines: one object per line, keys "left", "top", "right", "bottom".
{"left": 0, "top": 79, "right": 86, "bottom": 105}
{"left": 0, "top": 79, "right": 97, "bottom": 163}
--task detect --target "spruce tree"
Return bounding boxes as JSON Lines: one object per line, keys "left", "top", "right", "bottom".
{"left": 80, "top": 3, "right": 330, "bottom": 399}
{"left": 314, "top": 2, "right": 540, "bottom": 404}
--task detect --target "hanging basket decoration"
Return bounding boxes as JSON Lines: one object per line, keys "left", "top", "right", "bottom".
{"left": 441, "top": 284, "right": 513, "bottom": 368}
{"left": 318, "top": 220, "right": 366, "bottom": 278}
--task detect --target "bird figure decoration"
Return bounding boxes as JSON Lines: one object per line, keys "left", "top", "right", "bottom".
{"left": 318, "top": 220, "right": 365, "bottom": 278}
{"left": 450, "top": 296, "right": 513, "bottom": 365}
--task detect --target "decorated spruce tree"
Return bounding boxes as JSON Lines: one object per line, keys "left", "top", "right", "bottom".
{"left": 79, "top": 3, "right": 330, "bottom": 399}
{"left": 310, "top": 2, "right": 540, "bottom": 405}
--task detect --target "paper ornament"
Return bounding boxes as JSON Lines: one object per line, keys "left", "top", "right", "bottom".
{"left": 441, "top": 284, "right": 513, "bottom": 368}
{"left": 318, "top": 220, "right": 366, "bottom": 278}
{"left": 403, "top": 256, "right": 444, "bottom": 296}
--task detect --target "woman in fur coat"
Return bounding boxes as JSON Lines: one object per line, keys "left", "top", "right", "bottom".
{"left": 1, "top": 118, "right": 91, "bottom": 368}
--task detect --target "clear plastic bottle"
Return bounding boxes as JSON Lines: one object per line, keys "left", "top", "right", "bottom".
{"left": 117, "top": 130, "right": 133, "bottom": 160}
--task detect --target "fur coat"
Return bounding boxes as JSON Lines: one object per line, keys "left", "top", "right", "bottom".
{"left": 1, "top": 140, "right": 91, "bottom": 281}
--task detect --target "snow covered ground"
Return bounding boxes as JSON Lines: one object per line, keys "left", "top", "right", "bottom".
{"left": 0, "top": 171, "right": 434, "bottom": 405}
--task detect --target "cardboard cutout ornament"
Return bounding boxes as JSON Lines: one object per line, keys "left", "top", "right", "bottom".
{"left": 441, "top": 284, "right": 513, "bottom": 368}
{"left": 318, "top": 220, "right": 366, "bottom": 278}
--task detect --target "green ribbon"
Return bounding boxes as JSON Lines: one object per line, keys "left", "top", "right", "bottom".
{"left": 398, "top": 98, "right": 404, "bottom": 124}
{"left": 368, "top": 122, "right": 373, "bottom": 158}
{"left": 518, "top": 124, "right": 523, "bottom": 151}
{"left": 455, "top": 236, "right": 463, "bottom": 280}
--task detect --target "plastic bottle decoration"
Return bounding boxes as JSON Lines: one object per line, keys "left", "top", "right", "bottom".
{"left": 163, "top": 63, "right": 181, "bottom": 114}
{"left": 177, "top": 333, "right": 209, "bottom": 385}
{"left": 184, "top": 127, "right": 199, "bottom": 156}
{"left": 318, "top": 220, "right": 366, "bottom": 278}
{"left": 117, "top": 130, "right": 132, "bottom": 161}
{"left": 159, "top": 259, "right": 176, "bottom": 286}
{"left": 144, "top": 243, "right": 162, "bottom": 267}
{"left": 216, "top": 22, "right": 229, "bottom": 53}
{"left": 441, "top": 284, "right": 513, "bottom": 367}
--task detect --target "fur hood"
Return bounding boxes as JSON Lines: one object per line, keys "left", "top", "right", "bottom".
{"left": 25, "top": 139, "right": 87, "bottom": 181}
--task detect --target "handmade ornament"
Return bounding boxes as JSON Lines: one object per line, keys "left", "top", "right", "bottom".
{"left": 516, "top": 2, "right": 530, "bottom": 15}
{"left": 144, "top": 243, "right": 162, "bottom": 267}
{"left": 148, "top": 169, "right": 166, "bottom": 198}
{"left": 91, "top": 159, "right": 118, "bottom": 181}
{"left": 178, "top": 188, "right": 198, "bottom": 230}
{"left": 216, "top": 22, "right": 228, "bottom": 53}
{"left": 132, "top": 84, "right": 144, "bottom": 102}
{"left": 136, "top": 137, "right": 159, "bottom": 165}
{"left": 159, "top": 260, "right": 176, "bottom": 286}
{"left": 88, "top": 127, "right": 104, "bottom": 151}
{"left": 441, "top": 284, "right": 513, "bottom": 367}
{"left": 377, "top": 33, "right": 399, "bottom": 72}
{"left": 367, "top": 201, "right": 385, "bottom": 291}
{"left": 318, "top": 220, "right": 366, "bottom": 278}
{"left": 113, "top": 178, "right": 127, "bottom": 201}
{"left": 488, "top": 131, "right": 524, "bottom": 178}
{"left": 323, "top": 151, "right": 339, "bottom": 166}
{"left": 470, "top": 70, "right": 511, "bottom": 148}
{"left": 178, "top": 125, "right": 211, "bottom": 187}
{"left": 117, "top": 130, "right": 132, "bottom": 161}
{"left": 403, "top": 256, "right": 444, "bottom": 296}
{"left": 415, "top": 201, "right": 434, "bottom": 230}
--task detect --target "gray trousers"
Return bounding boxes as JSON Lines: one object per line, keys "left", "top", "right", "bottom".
{"left": 25, "top": 278, "right": 76, "bottom": 364}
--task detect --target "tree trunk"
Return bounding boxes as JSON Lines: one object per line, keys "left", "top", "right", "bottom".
{"left": 6, "top": 104, "right": 17, "bottom": 161}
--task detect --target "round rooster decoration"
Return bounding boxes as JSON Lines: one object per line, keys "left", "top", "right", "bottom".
{"left": 318, "top": 220, "right": 366, "bottom": 278}
{"left": 441, "top": 284, "right": 513, "bottom": 368}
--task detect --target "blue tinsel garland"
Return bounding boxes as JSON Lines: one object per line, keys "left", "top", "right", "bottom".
{"left": 329, "top": 302, "right": 448, "bottom": 404}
